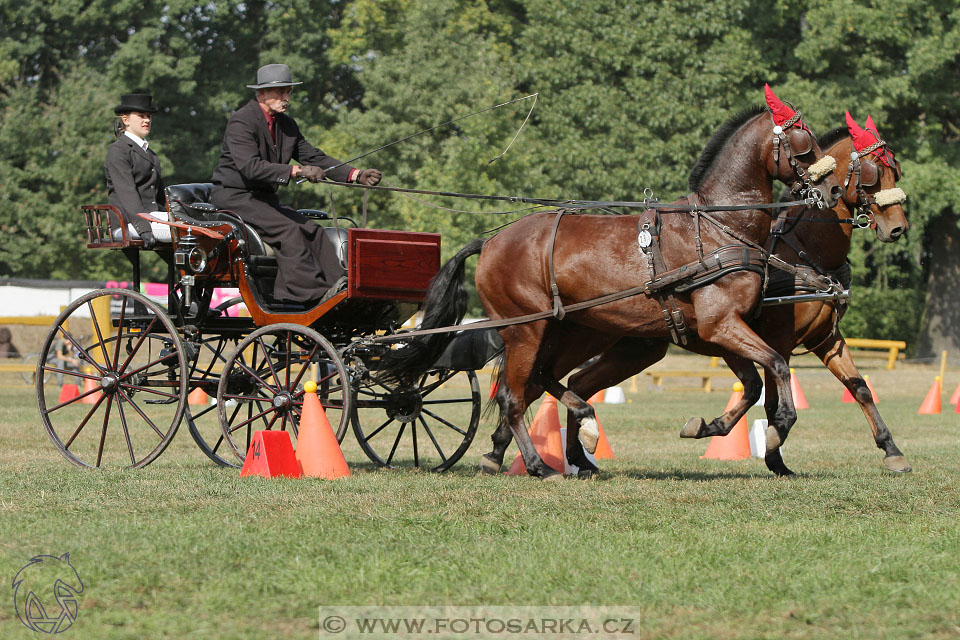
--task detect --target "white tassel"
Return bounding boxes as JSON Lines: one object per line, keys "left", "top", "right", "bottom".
{"left": 807, "top": 156, "right": 837, "bottom": 181}
{"left": 874, "top": 187, "right": 907, "bottom": 207}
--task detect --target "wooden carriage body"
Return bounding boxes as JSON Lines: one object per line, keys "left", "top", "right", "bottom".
{"left": 81, "top": 184, "right": 441, "bottom": 336}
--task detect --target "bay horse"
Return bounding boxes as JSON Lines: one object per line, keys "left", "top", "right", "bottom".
{"left": 562, "top": 112, "right": 910, "bottom": 476}
{"left": 384, "top": 86, "right": 842, "bottom": 479}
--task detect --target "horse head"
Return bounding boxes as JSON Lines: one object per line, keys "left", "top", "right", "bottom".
{"left": 843, "top": 112, "right": 908, "bottom": 242}
{"left": 763, "top": 84, "right": 843, "bottom": 208}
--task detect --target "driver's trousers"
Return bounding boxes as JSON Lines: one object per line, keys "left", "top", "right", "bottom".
{"left": 211, "top": 186, "right": 334, "bottom": 304}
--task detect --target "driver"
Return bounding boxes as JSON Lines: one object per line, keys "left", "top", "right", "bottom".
{"left": 210, "top": 63, "right": 382, "bottom": 305}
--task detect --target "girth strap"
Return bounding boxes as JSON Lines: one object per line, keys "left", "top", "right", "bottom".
{"left": 547, "top": 210, "right": 566, "bottom": 320}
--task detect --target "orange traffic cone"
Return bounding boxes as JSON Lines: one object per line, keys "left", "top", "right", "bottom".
{"left": 950, "top": 381, "right": 960, "bottom": 406}
{"left": 841, "top": 385, "right": 855, "bottom": 403}
{"left": 58, "top": 383, "right": 80, "bottom": 404}
{"left": 588, "top": 389, "right": 605, "bottom": 404}
{"left": 918, "top": 376, "right": 942, "bottom": 415}
{"left": 585, "top": 399, "right": 615, "bottom": 460}
{"left": 240, "top": 430, "right": 302, "bottom": 478}
{"left": 505, "top": 395, "right": 565, "bottom": 475}
{"left": 81, "top": 376, "right": 101, "bottom": 405}
{"left": 188, "top": 387, "right": 210, "bottom": 405}
{"left": 296, "top": 381, "right": 351, "bottom": 478}
{"left": 790, "top": 368, "right": 809, "bottom": 410}
{"left": 700, "top": 382, "right": 751, "bottom": 460}
{"left": 864, "top": 375, "right": 878, "bottom": 403}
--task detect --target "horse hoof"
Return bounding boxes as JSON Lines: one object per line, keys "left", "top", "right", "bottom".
{"left": 579, "top": 418, "right": 600, "bottom": 454}
{"left": 577, "top": 469, "right": 594, "bottom": 480}
{"left": 883, "top": 455, "right": 913, "bottom": 473}
{"left": 764, "top": 450, "right": 794, "bottom": 477}
{"left": 680, "top": 417, "right": 705, "bottom": 438}
{"left": 479, "top": 453, "right": 501, "bottom": 475}
{"left": 542, "top": 470, "right": 565, "bottom": 482}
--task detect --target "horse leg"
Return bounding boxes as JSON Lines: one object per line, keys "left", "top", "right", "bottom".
{"left": 491, "top": 323, "right": 563, "bottom": 480}
{"left": 480, "top": 372, "right": 515, "bottom": 475}
{"left": 679, "top": 354, "right": 763, "bottom": 438}
{"left": 699, "top": 315, "right": 796, "bottom": 476}
{"left": 565, "top": 339, "right": 670, "bottom": 474}
{"left": 815, "top": 334, "right": 912, "bottom": 473}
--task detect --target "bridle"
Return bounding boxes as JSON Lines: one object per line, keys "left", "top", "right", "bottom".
{"left": 843, "top": 132, "right": 904, "bottom": 224}
{"left": 770, "top": 108, "right": 833, "bottom": 209}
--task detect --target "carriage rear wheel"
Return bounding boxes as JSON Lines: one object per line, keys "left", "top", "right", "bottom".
{"left": 217, "top": 323, "right": 351, "bottom": 463}
{"left": 351, "top": 369, "right": 480, "bottom": 472}
{"left": 37, "top": 289, "right": 187, "bottom": 469}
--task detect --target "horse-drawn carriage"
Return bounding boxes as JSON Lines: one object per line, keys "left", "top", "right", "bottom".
{"left": 36, "top": 183, "right": 500, "bottom": 471}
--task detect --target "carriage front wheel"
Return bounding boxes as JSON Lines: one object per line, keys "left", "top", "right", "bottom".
{"left": 351, "top": 369, "right": 480, "bottom": 472}
{"left": 37, "top": 289, "right": 188, "bottom": 469}
{"left": 217, "top": 323, "right": 351, "bottom": 463}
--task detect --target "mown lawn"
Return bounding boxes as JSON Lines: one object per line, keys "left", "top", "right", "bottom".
{"left": 1, "top": 354, "right": 958, "bottom": 639}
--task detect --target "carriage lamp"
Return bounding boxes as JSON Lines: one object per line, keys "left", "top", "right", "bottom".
{"left": 174, "top": 228, "right": 208, "bottom": 274}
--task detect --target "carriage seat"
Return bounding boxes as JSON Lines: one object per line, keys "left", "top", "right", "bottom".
{"left": 165, "top": 183, "right": 349, "bottom": 305}
{"left": 165, "top": 183, "right": 272, "bottom": 256}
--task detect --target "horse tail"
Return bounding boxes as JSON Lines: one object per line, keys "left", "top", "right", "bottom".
{"left": 380, "top": 238, "right": 485, "bottom": 383}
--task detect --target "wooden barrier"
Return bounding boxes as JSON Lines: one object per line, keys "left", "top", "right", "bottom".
{"left": 645, "top": 369, "right": 737, "bottom": 392}
{"left": 844, "top": 338, "right": 906, "bottom": 370}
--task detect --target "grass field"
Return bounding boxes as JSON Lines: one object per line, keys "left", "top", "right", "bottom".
{"left": 1, "top": 352, "right": 959, "bottom": 639}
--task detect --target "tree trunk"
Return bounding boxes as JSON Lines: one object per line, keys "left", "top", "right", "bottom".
{"left": 917, "top": 212, "right": 960, "bottom": 358}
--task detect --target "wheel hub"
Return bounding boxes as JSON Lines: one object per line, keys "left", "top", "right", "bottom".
{"left": 272, "top": 392, "right": 294, "bottom": 412}
{"left": 100, "top": 373, "right": 119, "bottom": 394}
{"left": 386, "top": 386, "right": 422, "bottom": 423}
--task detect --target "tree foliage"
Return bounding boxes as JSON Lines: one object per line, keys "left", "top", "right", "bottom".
{"left": 1, "top": 0, "right": 957, "bottom": 345}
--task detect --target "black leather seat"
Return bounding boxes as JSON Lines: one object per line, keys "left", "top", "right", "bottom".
{"left": 164, "top": 183, "right": 272, "bottom": 256}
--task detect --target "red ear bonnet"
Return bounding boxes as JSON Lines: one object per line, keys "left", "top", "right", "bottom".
{"left": 847, "top": 111, "right": 896, "bottom": 168}
{"left": 764, "top": 83, "right": 809, "bottom": 132}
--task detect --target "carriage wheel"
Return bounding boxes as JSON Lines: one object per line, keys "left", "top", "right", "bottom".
{"left": 351, "top": 369, "right": 480, "bottom": 472}
{"left": 183, "top": 298, "right": 247, "bottom": 468}
{"left": 37, "top": 289, "right": 187, "bottom": 469}
{"left": 217, "top": 323, "right": 351, "bottom": 463}
{"left": 21, "top": 352, "right": 53, "bottom": 385}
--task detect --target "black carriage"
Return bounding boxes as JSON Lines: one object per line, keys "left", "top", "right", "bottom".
{"left": 36, "top": 184, "right": 500, "bottom": 471}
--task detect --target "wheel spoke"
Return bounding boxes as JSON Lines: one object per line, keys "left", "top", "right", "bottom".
{"left": 256, "top": 335, "right": 282, "bottom": 389}
{"left": 422, "top": 397, "right": 476, "bottom": 405}
{"left": 63, "top": 394, "right": 108, "bottom": 449}
{"left": 386, "top": 422, "right": 406, "bottom": 465}
{"left": 419, "top": 415, "right": 448, "bottom": 462}
{"left": 116, "top": 316, "right": 160, "bottom": 374}
{"left": 420, "top": 407, "right": 468, "bottom": 436}
{"left": 363, "top": 416, "right": 397, "bottom": 442}
{"left": 115, "top": 395, "right": 137, "bottom": 465}
{"left": 412, "top": 421, "right": 419, "bottom": 467}
{"left": 57, "top": 325, "right": 106, "bottom": 377}
{"left": 227, "top": 405, "right": 276, "bottom": 434}
{"left": 96, "top": 395, "right": 114, "bottom": 468}
{"left": 117, "top": 389, "right": 167, "bottom": 438}
{"left": 112, "top": 295, "right": 128, "bottom": 370}
{"left": 87, "top": 299, "right": 113, "bottom": 367}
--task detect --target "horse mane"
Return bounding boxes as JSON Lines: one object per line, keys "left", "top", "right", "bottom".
{"left": 688, "top": 105, "right": 767, "bottom": 192}
{"left": 816, "top": 126, "right": 848, "bottom": 151}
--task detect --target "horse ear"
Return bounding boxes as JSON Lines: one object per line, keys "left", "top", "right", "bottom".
{"left": 865, "top": 114, "right": 880, "bottom": 134}
{"left": 846, "top": 111, "right": 875, "bottom": 152}
{"left": 845, "top": 111, "right": 861, "bottom": 134}
{"left": 764, "top": 83, "right": 796, "bottom": 126}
